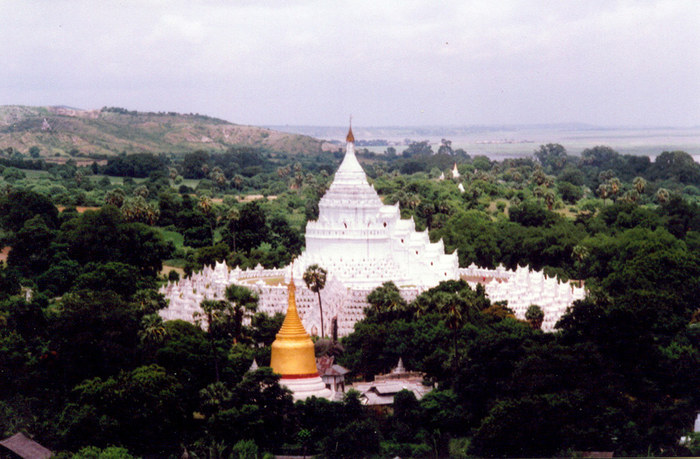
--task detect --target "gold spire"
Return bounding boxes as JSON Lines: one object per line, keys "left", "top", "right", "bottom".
{"left": 275, "top": 276, "right": 307, "bottom": 337}
{"left": 346, "top": 116, "right": 354, "bottom": 143}
{"left": 270, "top": 275, "right": 319, "bottom": 377}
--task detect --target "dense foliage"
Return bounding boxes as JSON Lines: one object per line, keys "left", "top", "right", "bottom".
{"left": 0, "top": 141, "right": 699, "bottom": 456}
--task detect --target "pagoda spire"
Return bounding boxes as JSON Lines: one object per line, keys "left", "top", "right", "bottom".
{"left": 274, "top": 275, "right": 307, "bottom": 338}
{"left": 346, "top": 116, "right": 354, "bottom": 143}
{"left": 270, "top": 274, "right": 319, "bottom": 378}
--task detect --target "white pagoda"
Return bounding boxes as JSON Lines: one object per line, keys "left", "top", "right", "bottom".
{"left": 292, "top": 125, "right": 459, "bottom": 288}
{"left": 159, "top": 123, "right": 585, "bottom": 336}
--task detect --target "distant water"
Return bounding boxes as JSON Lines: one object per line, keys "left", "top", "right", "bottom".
{"left": 477, "top": 153, "right": 700, "bottom": 163}
{"left": 285, "top": 124, "right": 700, "bottom": 161}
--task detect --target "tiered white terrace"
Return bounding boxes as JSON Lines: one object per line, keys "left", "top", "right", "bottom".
{"left": 159, "top": 126, "right": 586, "bottom": 335}
{"left": 292, "top": 126, "right": 458, "bottom": 288}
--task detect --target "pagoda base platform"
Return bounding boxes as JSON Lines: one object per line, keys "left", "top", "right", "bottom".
{"left": 280, "top": 375, "right": 332, "bottom": 401}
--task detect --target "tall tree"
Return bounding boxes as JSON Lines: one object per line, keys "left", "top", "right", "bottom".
{"left": 224, "top": 284, "right": 259, "bottom": 344}
{"left": 303, "top": 264, "right": 328, "bottom": 338}
{"left": 633, "top": 176, "right": 647, "bottom": 195}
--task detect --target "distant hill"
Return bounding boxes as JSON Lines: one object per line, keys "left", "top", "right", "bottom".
{"left": 0, "top": 106, "right": 329, "bottom": 157}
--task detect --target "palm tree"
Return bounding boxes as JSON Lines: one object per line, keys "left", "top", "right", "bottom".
{"left": 531, "top": 167, "right": 547, "bottom": 186}
{"left": 367, "top": 281, "right": 407, "bottom": 318}
{"left": 134, "top": 185, "right": 149, "bottom": 198}
{"left": 525, "top": 304, "right": 544, "bottom": 330}
{"left": 621, "top": 190, "right": 639, "bottom": 204}
{"left": 572, "top": 244, "right": 589, "bottom": 262}
{"left": 434, "top": 291, "right": 468, "bottom": 373}
{"left": 196, "top": 299, "right": 226, "bottom": 381}
{"left": 608, "top": 177, "right": 621, "bottom": 201}
{"left": 138, "top": 313, "right": 167, "bottom": 346}
{"left": 144, "top": 204, "right": 160, "bottom": 225}
{"left": 121, "top": 196, "right": 159, "bottom": 224}
{"left": 198, "top": 195, "right": 212, "bottom": 215}
{"left": 199, "top": 381, "right": 232, "bottom": 417}
{"left": 277, "top": 165, "right": 290, "bottom": 178}
{"left": 293, "top": 172, "right": 305, "bottom": 190}
{"left": 224, "top": 284, "right": 259, "bottom": 344}
{"left": 532, "top": 185, "right": 545, "bottom": 201}
{"left": 223, "top": 206, "right": 240, "bottom": 251}
{"left": 210, "top": 166, "right": 226, "bottom": 190}
{"left": 633, "top": 176, "right": 647, "bottom": 195}
{"left": 198, "top": 195, "right": 217, "bottom": 236}
{"left": 195, "top": 293, "right": 257, "bottom": 382}
{"left": 543, "top": 189, "right": 556, "bottom": 210}
{"left": 412, "top": 296, "right": 430, "bottom": 319}
{"left": 303, "top": 264, "right": 328, "bottom": 338}
{"left": 597, "top": 183, "right": 610, "bottom": 205}
{"left": 104, "top": 188, "right": 125, "bottom": 208}
{"left": 656, "top": 188, "right": 670, "bottom": 205}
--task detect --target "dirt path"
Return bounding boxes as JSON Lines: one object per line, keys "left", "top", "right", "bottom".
{"left": 161, "top": 264, "right": 185, "bottom": 277}
{"left": 57, "top": 206, "right": 101, "bottom": 213}
{"left": 236, "top": 194, "right": 277, "bottom": 202}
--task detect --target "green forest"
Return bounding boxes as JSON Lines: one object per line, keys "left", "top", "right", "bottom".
{"left": 1, "top": 141, "right": 699, "bottom": 457}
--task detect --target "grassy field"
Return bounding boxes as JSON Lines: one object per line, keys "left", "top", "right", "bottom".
{"left": 487, "top": 198, "right": 511, "bottom": 217}
{"left": 22, "top": 169, "right": 50, "bottom": 178}
{"left": 180, "top": 178, "right": 200, "bottom": 188}
{"left": 159, "top": 228, "right": 185, "bottom": 249}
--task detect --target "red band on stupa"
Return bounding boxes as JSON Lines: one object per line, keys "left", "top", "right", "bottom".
{"left": 280, "top": 372, "right": 320, "bottom": 380}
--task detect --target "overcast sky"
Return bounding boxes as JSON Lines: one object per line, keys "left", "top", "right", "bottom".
{"left": 2, "top": 1, "right": 699, "bottom": 127}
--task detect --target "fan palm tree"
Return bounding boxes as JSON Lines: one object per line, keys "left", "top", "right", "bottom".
{"left": 608, "top": 177, "right": 622, "bottom": 201}
{"left": 195, "top": 299, "right": 226, "bottom": 381}
{"left": 195, "top": 292, "right": 257, "bottom": 382}
{"left": 303, "top": 264, "right": 328, "bottom": 338}
{"left": 104, "top": 188, "right": 125, "bottom": 208}
{"left": 543, "top": 189, "right": 556, "bottom": 210}
{"left": 597, "top": 183, "right": 610, "bottom": 205}
{"left": 138, "top": 313, "right": 167, "bottom": 346}
{"left": 633, "top": 176, "right": 647, "bottom": 195}
{"left": 367, "top": 281, "right": 407, "bottom": 318}
{"left": 656, "top": 187, "right": 670, "bottom": 205}
{"left": 434, "top": 291, "right": 469, "bottom": 373}
{"left": 224, "top": 284, "right": 259, "bottom": 344}
{"left": 198, "top": 195, "right": 212, "bottom": 215}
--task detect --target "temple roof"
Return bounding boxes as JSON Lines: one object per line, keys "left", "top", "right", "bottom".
{"left": 0, "top": 433, "right": 52, "bottom": 459}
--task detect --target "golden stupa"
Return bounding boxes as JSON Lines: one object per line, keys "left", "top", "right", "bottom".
{"left": 270, "top": 276, "right": 319, "bottom": 378}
